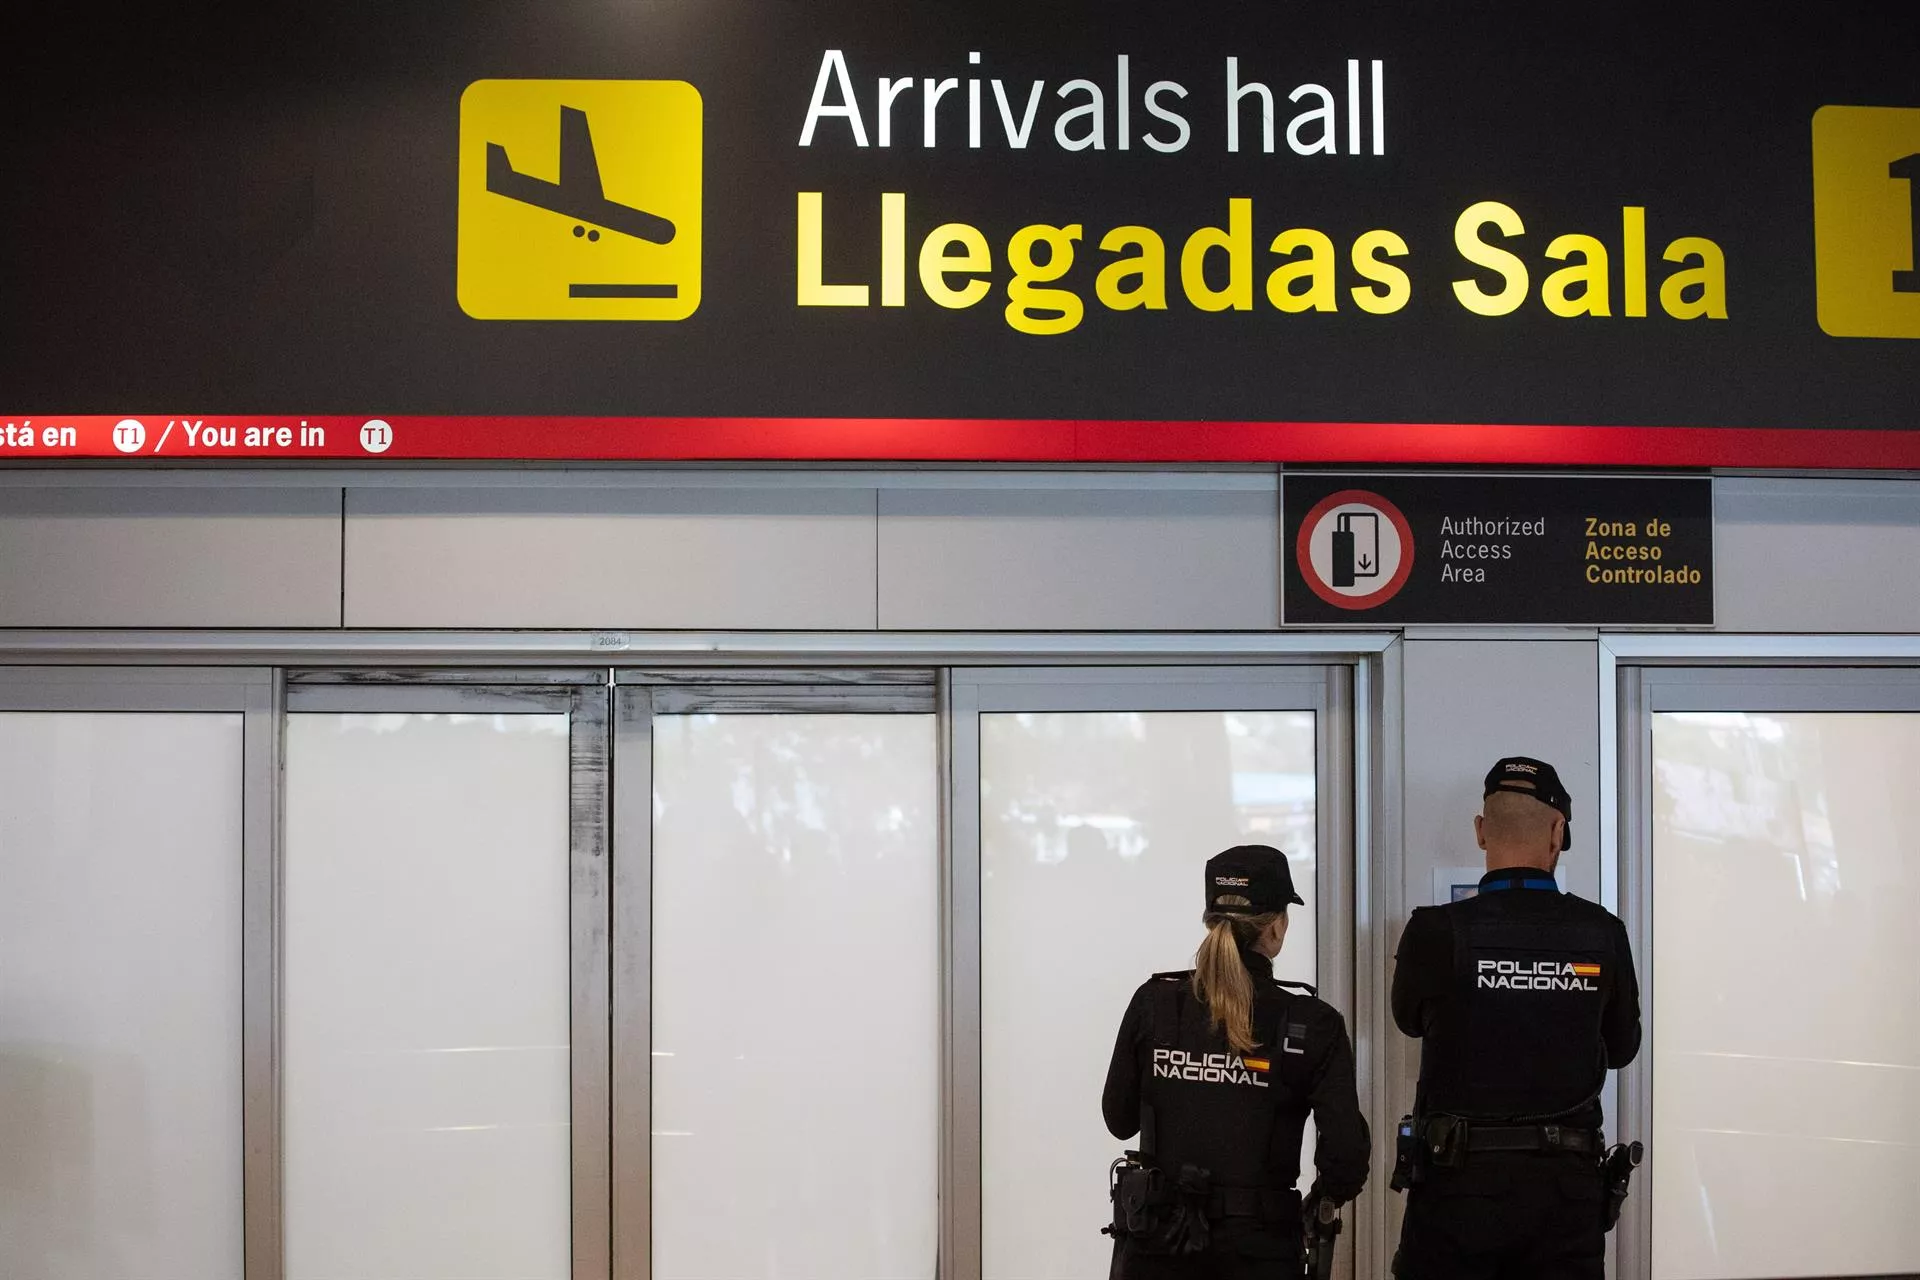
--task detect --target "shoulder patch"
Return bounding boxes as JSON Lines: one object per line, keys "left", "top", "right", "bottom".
{"left": 1274, "top": 978, "right": 1318, "bottom": 997}
{"left": 1151, "top": 969, "right": 1194, "bottom": 983}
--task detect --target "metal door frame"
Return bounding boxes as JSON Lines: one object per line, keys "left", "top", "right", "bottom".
{"left": 1606, "top": 644, "right": 1920, "bottom": 1280}
{"left": 0, "top": 667, "right": 281, "bottom": 1278}
{"left": 945, "top": 664, "right": 1364, "bottom": 1280}
{"left": 285, "top": 670, "right": 614, "bottom": 1280}
{"left": 0, "top": 632, "right": 1398, "bottom": 1280}
{"left": 608, "top": 669, "right": 940, "bottom": 1280}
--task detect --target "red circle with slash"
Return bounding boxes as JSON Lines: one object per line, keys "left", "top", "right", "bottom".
{"left": 1296, "top": 489, "right": 1415, "bottom": 610}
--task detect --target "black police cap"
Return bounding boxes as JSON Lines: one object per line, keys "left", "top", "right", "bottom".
{"left": 1484, "top": 756, "right": 1573, "bottom": 851}
{"left": 1204, "top": 844, "right": 1304, "bottom": 915}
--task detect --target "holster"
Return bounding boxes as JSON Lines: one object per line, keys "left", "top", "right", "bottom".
{"left": 1389, "top": 1114, "right": 1424, "bottom": 1192}
{"left": 1104, "top": 1154, "right": 1213, "bottom": 1255}
{"left": 1424, "top": 1114, "right": 1471, "bottom": 1167}
{"left": 1601, "top": 1141, "right": 1644, "bottom": 1232}
{"left": 1303, "top": 1199, "right": 1342, "bottom": 1280}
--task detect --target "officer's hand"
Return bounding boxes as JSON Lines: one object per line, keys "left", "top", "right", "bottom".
{"left": 1301, "top": 1189, "right": 1339, "bottom": 1241}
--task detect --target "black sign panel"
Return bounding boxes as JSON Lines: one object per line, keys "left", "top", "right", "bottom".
{"left": 1, "top": 1, "right": 1917, "bottom": 441}
{"left": 1281, "top": 473, "right": 1714, "bottom": 625}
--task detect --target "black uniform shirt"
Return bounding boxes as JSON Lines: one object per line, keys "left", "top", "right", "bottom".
{"left": 1392, "top": 867, "right": 1642, "bottom": 1126}
{"left": 1102, "top": 948, "right": 1371, "bottom": 1206}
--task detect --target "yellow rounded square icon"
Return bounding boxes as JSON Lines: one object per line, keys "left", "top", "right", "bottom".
{"left": 1812, "top": 105, "right": 1920, "bottom": 339}
{"left": 458, "top": 79, "right": 702, "bottom": 321}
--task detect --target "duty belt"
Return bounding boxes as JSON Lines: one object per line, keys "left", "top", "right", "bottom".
{"left": 1425, "top": 1119, "right": 1601, "bottom": 1155}
{"left": 1207, "top": 1185, "right": 1298, "bottom": 1219}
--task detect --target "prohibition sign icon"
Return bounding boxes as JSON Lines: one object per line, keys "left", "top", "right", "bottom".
{"left": 1296, "top": 489, "right": 1415, "bottom": 610}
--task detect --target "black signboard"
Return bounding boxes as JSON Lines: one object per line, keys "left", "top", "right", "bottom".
{"left": 1, "top": 0, "right": 1918, "bottom": 456}
{"left": 1281, "top": 473, "right": 1714, "bottom": 625}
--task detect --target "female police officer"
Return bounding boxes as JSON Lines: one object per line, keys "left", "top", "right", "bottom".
{"left": 1102, "top": 844, "right": 1371, "bottom": 1278}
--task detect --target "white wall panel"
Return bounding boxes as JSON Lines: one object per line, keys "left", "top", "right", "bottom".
{"left": 1400, "top": 640, "right": 1600, "bottom": 906}
{"left": 283, "top": 711, "right": 572, "bottom": 1280}
{"left": 11, "top": 471, "right": 1920, "bottom": 635}
{"left": 1714, "top": 477, "right": 1920, "bottom": 632}
{"left": 344, "top": 486, "right": 877, "bottom": 629}
{"left": 0, "top": 487, "right": 341, "bottom": 626}
{"left": 0, "top": 712, "right": 244, "bottom": 1280}
{"left": 878, "top": 482, "right": 1279, "bottom": 630}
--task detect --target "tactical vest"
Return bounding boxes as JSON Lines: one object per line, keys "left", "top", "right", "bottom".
{"left": 1138, "top": 972, "right": 1318, "bottom": 1189}
{"left": 1418, "top": 891, "right": 1616, "bottom": 1121}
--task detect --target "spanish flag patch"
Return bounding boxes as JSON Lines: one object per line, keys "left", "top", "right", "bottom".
{"left": 1570, "top": 963, "right": 1602, "bottom": 977}
{"left": 1242, "top": 1057, "right": 1272, "bottom": 1072}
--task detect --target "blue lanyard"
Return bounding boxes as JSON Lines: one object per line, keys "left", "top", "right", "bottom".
{"left": 1481, "top": 876, "right": 1560, "bottom": 893}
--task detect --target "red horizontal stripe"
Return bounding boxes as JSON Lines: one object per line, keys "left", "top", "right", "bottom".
{"left": 3, "top": 414, "right": 1919, "bottom": 468}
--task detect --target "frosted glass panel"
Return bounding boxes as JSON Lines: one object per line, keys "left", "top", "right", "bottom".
{"left": 284, "top": 712, "right": 572, "bottom": 1280}
{"left": 652, "top": 713, "right": 939, "bottom": 1280}
{"left": 0, "top": 712, "right": 244, "bottom": 1280}
{"left": 981, "top": 710, "right": 1317, "bottom": 1280}
{"left": 1652, "top": 711, "right": 1920, "bottom": 1280}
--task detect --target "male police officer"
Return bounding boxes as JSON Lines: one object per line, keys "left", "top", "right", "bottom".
{"left": 1103, "top": 845, "right": 1370, "bottom": 1278}
{"left": 1390, "top": 759, "right": 1641, "bottom": 1280}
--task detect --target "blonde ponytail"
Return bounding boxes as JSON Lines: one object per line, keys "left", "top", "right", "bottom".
{"left": 1191, "top": 899, "right": 1283, "bottom": 1055}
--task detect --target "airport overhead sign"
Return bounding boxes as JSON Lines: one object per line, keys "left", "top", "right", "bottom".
{"left": 3, "top": 2, "right": 1918, "bottom": 465}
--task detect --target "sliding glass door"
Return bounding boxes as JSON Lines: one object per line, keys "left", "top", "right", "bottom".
{"left": 950, "top": 667, "right": 1354, "bottom": 1280}
{"left": 614, "top": 674, "right": 941, "bottom": 1280}
{"left": 282, "top": 681, "right": 607, "bottom": 1280}
{"left": 0, "top": 659, "right": 1362, "bottom": 1280}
